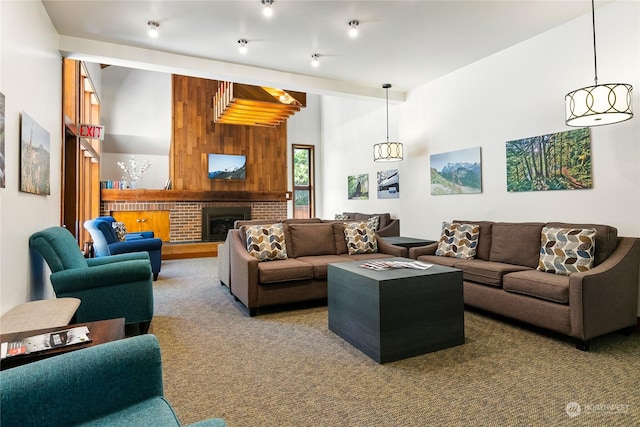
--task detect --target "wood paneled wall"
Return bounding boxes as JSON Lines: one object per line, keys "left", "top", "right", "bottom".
{"left": 171, "top": 75, "right": 288, "bottom": 192}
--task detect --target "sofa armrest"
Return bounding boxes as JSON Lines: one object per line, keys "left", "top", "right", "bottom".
{"left": 376, "top": 234, "right": 408, "bottom": 258}
{"left": 218, "top": 232, "right": 231, "bottom": 287}
{"left": 409, "top": 243, "right": 438, "bottom": 259}
{"left": 51, "top": 259, "right": 152, "bottom": 294}
{"left": 87, "top": 252, "right": 150, "bottom": 266}
{"left": 0, "top": 335, "right": 164, "bottom": 426}
{"left": 228, "top": 229, "right": 260, "bottom": 308}
{"left": 376, "top": 219, "right": 400, "bottom": 237}
{"left": 569, "top": 237, "right": 640, "bottom": 340}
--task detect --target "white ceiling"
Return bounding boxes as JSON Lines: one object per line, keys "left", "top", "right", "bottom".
{"left": 41, "top": 0, "right": 607, "bottom": 99}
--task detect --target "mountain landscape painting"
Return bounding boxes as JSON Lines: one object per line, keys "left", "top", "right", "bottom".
{"left": 20, "top": 112, "right": 50, "bottom": 195}
{"left": 430, "top": 147, "right": 482, "bottom": 195}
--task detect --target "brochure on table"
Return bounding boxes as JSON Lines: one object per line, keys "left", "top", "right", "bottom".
{"left": 1, "top": 326, "right": 91, "bottom": 359}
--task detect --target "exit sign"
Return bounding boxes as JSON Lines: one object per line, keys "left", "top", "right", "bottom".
{"left": 79, "top": 124, "right": 105, "bottom": 140}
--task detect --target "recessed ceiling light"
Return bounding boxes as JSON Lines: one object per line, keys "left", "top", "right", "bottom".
{"left": 262, "top": 0, "right": 274, "bottom": 17}
{"left": 348, "top": 20, "right": 359, "bottom": 38}
{"left": 238, "top": 39, "right": 248, "bottom": 54}
{"left": 311, "top": 54, "right": 320, "bottom": 68}
{"left": 147, "top": 21, "right": 159, "bottom": 38}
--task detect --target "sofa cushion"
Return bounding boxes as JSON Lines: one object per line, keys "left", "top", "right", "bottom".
{"left": 458, "top": 260, "right": 532, "bottom": 287}
{"left": 435, "top": 222, "right": 480, "bottom": 259}
{"left": 546, "top": 222, "right": 617, "bottom": 266}
{"left": 338, "top": 253, "right": 393, "bottom": 262}
{"left": 297, "top": 255, "right": 347, "bottom": 279}
{"left": 258, "top": 258, "right": 314, "bottom": 283}
{"left": 244, "top": 223, "right": 288, "bottom": 262}
{"left": 489, "top": 222, "right": 545, "bottom": 268}
{"left": 415, "top": 254, "right": 462, "bottom": 268}
{"left": 332, "top": 223, "right": 349, "bottom": 255}
{"left": 344, "top": 222, "right": 378, "bottom": 255}
{"left": 504, "top": 270, "right": 570, "bottom": 304}
{"left": 287, "top": 223, "right": 336, "bottom": 258}
{"left": 453, "top": 220, "right": 494, "bottom": 260}
{"left": 538, "top": 227, "right": 596, "bottom": 275}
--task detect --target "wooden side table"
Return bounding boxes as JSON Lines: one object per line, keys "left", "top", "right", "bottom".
{"left": 0, "top": 318, "right": 125, "bottom": 370}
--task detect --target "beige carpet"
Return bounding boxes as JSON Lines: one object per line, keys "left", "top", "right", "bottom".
{"left": 150, "top": 258, "right": 640, "bottom": 427}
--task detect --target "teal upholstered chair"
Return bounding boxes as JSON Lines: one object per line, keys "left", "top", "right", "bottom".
{"left": 29, "top": 227, "right": 154, "bottom": 333}
{"left": 0, "top": 334, "right": 227, "bottom": 427}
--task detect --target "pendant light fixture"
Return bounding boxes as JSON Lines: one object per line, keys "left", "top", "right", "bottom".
{"left": 565, "top": 0, "right": 633, "bottom": 127}
{"left": 373, "top": 84, "right": 403, "bottom": 162}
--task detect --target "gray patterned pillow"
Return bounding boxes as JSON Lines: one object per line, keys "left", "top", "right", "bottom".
{"left": 112, "top": 222, "right": 127, "bottom": 241}
{"left": 335, "top": 214, "right": 350, "bottom": 220}
{"left": 538, "top": 227, "right": 596, "bottom": 275}
{"left": 435, "top": 222, "right": 480, "bottom": 259}
{"left": 245, "top": 223, "right": 288, "bottom": 262}
{"left": 344, "top": 222, "right": 378, "bottom": 255}
{"left": 367, "top": 215, "right": 380, "bottom": 231}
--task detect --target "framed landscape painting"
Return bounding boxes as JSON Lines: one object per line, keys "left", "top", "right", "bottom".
{"left": 430, "top": 147, "right": 482, "bottom": 195}
{"left": 348, "top": 174, "right": 368, "bottom": 200}
{"left": 377, "top": 169, "right": 399, "bottom": 199}
{"left": 506, "top": 128, "right": 591, "bottom": 192}
{"left": 20, "top": 112, "right": 50, "bottom": 195}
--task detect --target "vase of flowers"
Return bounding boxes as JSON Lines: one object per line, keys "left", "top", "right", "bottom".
{"left": 117, "top": 156, "right": 151, "bottom": 189}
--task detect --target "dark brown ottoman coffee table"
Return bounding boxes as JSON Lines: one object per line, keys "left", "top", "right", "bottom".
{"left": 328, "top": 257, "right": 464, "bottom": 363}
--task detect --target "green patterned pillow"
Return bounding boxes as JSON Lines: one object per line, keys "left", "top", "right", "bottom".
{"left": 435, "top": 222, "right": 480, "bottom": 259}
{"left": 344, "top": 222, "right": 378, "bottom": 255}
{"left": 538, "top": 227, "right": 596, "bottom": 275}
{"left": 245, "top": 223, "right": 288, "bottom": 262}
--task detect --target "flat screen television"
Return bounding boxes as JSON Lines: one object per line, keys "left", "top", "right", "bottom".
{"left": 208, "top": 153, "right": 247, "bottom": 180}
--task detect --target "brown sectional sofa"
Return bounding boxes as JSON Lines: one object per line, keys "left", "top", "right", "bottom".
{"left": 219, "top": 218, "right": 406, "bottom": 316}
{"left": 409, "top": 221, "right": 640, "bottom": 350}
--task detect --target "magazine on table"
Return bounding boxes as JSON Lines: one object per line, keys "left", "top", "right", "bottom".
{"left": 358, "top": 260, "right": 433, "bottom": 271}
{"left": 1, "top": 326, "right": 91, "bottom": 359}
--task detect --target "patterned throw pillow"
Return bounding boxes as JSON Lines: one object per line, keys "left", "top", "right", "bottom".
{"left": 435, "top": 222, "right": 480, "bottom": 259}
{"left": 112, "top": 222, "right": 127, "bottom": 241}
{"left": 538, "top": 227, "right": 596, "bottom": 275}
{"left": 367, "top": 215, "right": 380, "bottom": 231}
{"left": 344, "top": 222, "right": 378, "bottom": 255}
{"left": 245, "top": 223, "right": 288, "bottom": 262}
{"left": 335, "top": 214, "right": 350, "bottom": 220}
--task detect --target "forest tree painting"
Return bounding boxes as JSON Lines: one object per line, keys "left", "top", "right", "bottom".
{"left": 348, "top": 174, "right": 369, "bottom": 200}
{"left": 506, "top": 128, "right": 591, "bottom": 192}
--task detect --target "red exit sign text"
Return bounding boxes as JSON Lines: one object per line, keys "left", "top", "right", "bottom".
{"left": 79, "top": 124, "right": 105, "bottom": 140}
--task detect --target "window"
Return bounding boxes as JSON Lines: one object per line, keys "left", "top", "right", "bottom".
{"left": 292, "top": 145, "right": 315, "bottom": 219}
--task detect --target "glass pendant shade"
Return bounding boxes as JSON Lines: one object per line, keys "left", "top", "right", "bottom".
{"left": 373, "top": 142, "right": 403, "bottom": 162}
{"left": 565, "top": 83, "right": 633, "bottom": 127}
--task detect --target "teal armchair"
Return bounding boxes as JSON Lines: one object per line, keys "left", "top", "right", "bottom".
{"left": 0, "top": 334, "right": 227, "bottom": 427}
{"left": 29, "top": 227, "right": 154, "bottom": 333}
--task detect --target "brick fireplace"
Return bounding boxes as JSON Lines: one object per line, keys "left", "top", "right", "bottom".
{"left": 201, "top": 206, "right": 251, "bottom": 241}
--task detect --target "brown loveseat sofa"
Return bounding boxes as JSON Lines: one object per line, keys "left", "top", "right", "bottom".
{"left": 409, "top": 221, "right": 640, "bottom": 350}
{"left": 219, "top": 219, "right": 406, "bottom": 316}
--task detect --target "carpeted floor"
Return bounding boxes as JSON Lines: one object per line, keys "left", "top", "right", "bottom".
{"left": 150, "top": 258, "right": 640, "bottom": 427}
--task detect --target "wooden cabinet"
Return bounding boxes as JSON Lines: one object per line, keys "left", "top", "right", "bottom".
{"left": 112, "top": 210, "right": 170, "bottom": 242}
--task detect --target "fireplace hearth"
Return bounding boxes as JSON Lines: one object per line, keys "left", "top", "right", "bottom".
{"left": 202, "top": 207, "right": 251, "bottom": 241}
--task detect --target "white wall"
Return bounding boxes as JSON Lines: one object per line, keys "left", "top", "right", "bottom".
{"left": 287, "top": 93, "right": 322, "bottom": 217}
{"left": 396, "top": 0, "right": 639, "bottom": 240}
{"left": 320, "top": 94, "right": 402, "bottom": 219}
{"left": 0, "top": 1, "right": 63, "bottom": 315}
{"left": 100, "top": 152, "right": 169, "bottom": 189}
{"left": 320, "top": 1, "right": 640, "bottom": 314}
